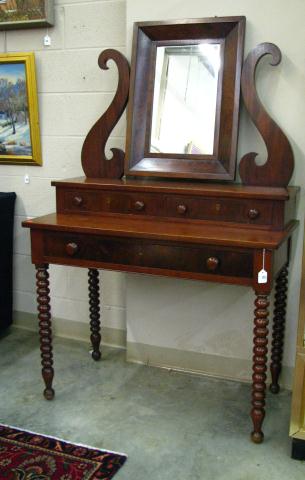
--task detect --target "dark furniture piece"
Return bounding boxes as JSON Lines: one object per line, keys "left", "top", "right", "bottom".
{"left": 0, "top": 192, "right": 16, "bottom": 332}
{"left": 23, "top": 16, "right": 298, "bottom": 444}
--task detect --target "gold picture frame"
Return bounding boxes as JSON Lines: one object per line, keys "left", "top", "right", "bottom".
{"left": 0, "top": 0, "right": 54, "bottom": 30}
{"left": 0, "top": 52, "right": 42, "bottom": 165}
{"left": 290, "top": 226, "right": 305, "bottom": 441}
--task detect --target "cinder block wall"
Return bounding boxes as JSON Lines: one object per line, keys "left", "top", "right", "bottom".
{"left": 125, "top": 0, "right": 305, "bottom": 387}
{"left": 0, "top": 0, "right": 127, "bottom": 342}
{"left": 3, "top": 0, "right": 305, "bottom": 388}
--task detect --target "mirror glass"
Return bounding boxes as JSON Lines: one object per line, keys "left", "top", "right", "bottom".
{"left": 150, "top": 43, "right": 221, "bottom": 156}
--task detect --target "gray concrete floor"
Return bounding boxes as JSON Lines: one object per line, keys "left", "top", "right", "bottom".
{"left": 0, "top": 328, "right": 304, "bottom": 479}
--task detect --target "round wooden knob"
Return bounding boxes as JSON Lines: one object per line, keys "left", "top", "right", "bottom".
{"left": 248, "top": 208, "right": 260, "bottom": 220}
{"left": 206, "top": 256, "right": 219, "bottom": 271}
{"left": 134, "top": 200, "right": 145, "bottom": 211}
{"left": 177, "top": 204, "right": 187, "bottom": 214}
{"left": 73, "top": 196, "right": 83, "bottom": 206}
{"left": 65, "top": 242, "right": 79, "bottom": 256}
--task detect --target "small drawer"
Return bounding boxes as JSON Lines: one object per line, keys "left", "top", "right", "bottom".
{"left": 44, "top": 232, "right": 254, "bottom": 280}
{"left": 101, "top": 192, "right": 163, "bottom": 216}
{"left": 165, "top": 195, "right": 274, "bottom": 225}
{"left": 58, "top": 189, "right": 101, "bottom": 213}
{"left": 57, "top": 188, "right": 164, "bottom": 217}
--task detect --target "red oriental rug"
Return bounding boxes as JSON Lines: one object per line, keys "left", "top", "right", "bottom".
{"left": 0, "top": 424, "right": 127, "bottom": 479}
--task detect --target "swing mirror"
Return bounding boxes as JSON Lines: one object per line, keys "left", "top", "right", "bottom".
{"left": 125, "top": 16, "right": 245, "bottom": 181}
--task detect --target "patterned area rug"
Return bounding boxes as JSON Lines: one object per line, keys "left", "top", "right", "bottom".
{"left": 0, "top": 424, "right": 127, "bottom": 479}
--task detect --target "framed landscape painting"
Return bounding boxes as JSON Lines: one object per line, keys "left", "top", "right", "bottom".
{"left": 0, "top": 52, "right": 42, "bottom": 165}
{"left": 0, "top": 0, "right": 54, "bottom": 30}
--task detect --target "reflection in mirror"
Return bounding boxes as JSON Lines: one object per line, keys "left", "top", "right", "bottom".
{"left": 150, "top": 43, "right": 221, "bottom": 156}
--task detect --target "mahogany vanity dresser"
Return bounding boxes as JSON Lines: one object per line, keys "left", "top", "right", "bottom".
{"left": 23, "top": 16, "right": 299, "bottom": 443}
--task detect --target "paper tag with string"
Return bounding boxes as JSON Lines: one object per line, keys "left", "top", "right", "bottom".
{"left": 258, "top": 249, "right": 268, "bottom": 284}
{"left": 44, "top": 28, "right": 51, "bottom": 46}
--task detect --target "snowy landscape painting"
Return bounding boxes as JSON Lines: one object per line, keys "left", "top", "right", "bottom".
{"left": 0, "top": 53, "right": 42, "bottom": 165}
{"left": 0, "top": 61, "right": 32, "bottom": 157}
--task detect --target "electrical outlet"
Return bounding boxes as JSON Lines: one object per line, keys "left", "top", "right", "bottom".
{"left": 44, "top": 34, "right": 51, "bottom": 46}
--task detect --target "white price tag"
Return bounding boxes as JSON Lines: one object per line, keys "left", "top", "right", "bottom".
{"left": 258, "top": 268, "right": 268, "bottom": 284}
{"left": 258, "top": 248, "right": 268, "bottom": 283}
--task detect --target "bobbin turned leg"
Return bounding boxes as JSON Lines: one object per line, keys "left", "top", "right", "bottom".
{"left": 88, "top": 268, "right": 101, "bottom": 361}
{"left": 270, "top": 264, "right": 288, "bottom": 394}
{"left": 251, "top": 293, "right": 270, "bottom": 444}
{"left": 36, "top": 264, "right": 54, "bottom": 400}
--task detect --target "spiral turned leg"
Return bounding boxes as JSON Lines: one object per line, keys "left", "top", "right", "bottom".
{"left": 270, "top": 265, "right": 288, "bottom": 394}
{"left": 251, "top": 294, "right": 269, "bottom": 444}
{"left": 88, "top": 268, "right": 101, "bottom": 361}
{"left": 36, "top": 264, "right": 54, "bottom": 400}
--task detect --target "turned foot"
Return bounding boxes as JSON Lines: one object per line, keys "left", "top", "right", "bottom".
{"left": 270, "top": 265, "right": 288, "bottom": 394}
{"left": 88, "top": 268, "right": 101, "bottom": 361}
{"left": 36, "top": 264, "right": 55, "bottom": 399}
{"left": 43, "top": 387, "right": 55, "bottom": 400}
{"left": 270, "top": 383, "right": 280, "bottom": 394}
{"left": 251, "top": 293, "right": 269, "bottom": 443}
{"left": 251, "top": 431, "right": 264, "bottom": 444}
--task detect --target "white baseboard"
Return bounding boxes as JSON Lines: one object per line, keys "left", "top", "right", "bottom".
{"left": 13, "top": 311, "right": 293, "bottom": 389}
{"left": 13, "top": 311, "right": 126, "bottom": 348}
{"left": 127, "top": 341, "right": 293, "bottom": 390}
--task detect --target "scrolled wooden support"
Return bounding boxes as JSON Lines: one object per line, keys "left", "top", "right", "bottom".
{"left": 88, "top": 268, "right": 101, "bottom": 361}
{"left": 251, "top": 293, "right": 269, "bottom": 444}
{"left": 239, "top": 43, "right": 294, "bottom": 187}
{"left": 36, "top": 264, "right": 55, "bottom": 400}
{"left": 81, "top": 49, "right": 130, "bottom": 179}
{"left": 270, "top": 264, "right": 288, "bottom": 394}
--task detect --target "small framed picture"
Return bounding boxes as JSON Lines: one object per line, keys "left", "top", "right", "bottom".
{"left": 0, "top": 52, "right": 42, "bottom": 166}
{"left": 0, "top": 0, "right": 54, "bottom": 30}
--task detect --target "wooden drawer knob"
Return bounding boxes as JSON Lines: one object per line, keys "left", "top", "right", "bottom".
{"left": 134, "top": 200, "right": 145, "bottom": 211}
{"left": 248, "top": 208, "right": 260, "bottom": 220}
{"left": 73, "top": 196, "right": 83, "bottom": 206}
{"left": 177, "top": 204, "right": 187, "bottom": 215}
{"left": 206, "top": 256, "right": 219, "bottom": 271}
{"left": 65, "top": 242, "right": 79, "bottom": 256}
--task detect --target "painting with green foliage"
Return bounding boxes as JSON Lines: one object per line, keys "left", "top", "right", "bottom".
{"left": 0, "top": 0, "right": 53, "bottom": 29}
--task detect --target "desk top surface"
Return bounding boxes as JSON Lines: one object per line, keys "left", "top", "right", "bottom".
{"left": 23, "top": 213, "right": 298, "bottom": 250}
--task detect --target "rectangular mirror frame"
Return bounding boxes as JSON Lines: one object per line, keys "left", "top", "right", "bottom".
{"left": 125, "top": 16, "right": 245, "bottom": 181}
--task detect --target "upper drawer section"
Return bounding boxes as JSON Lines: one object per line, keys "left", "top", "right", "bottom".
{"left": 56, "top": 187, "right": 277, "bottom": 227}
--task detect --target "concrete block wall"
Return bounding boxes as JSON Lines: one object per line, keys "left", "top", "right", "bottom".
{"left": 2, "top": 0, "right": 304, "bottom": 388}
{"left": 0, "top": 0, "right": 127, "bottom": 342}
{"left": 125, "top": 0, "right": 305, "bottom": 387}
